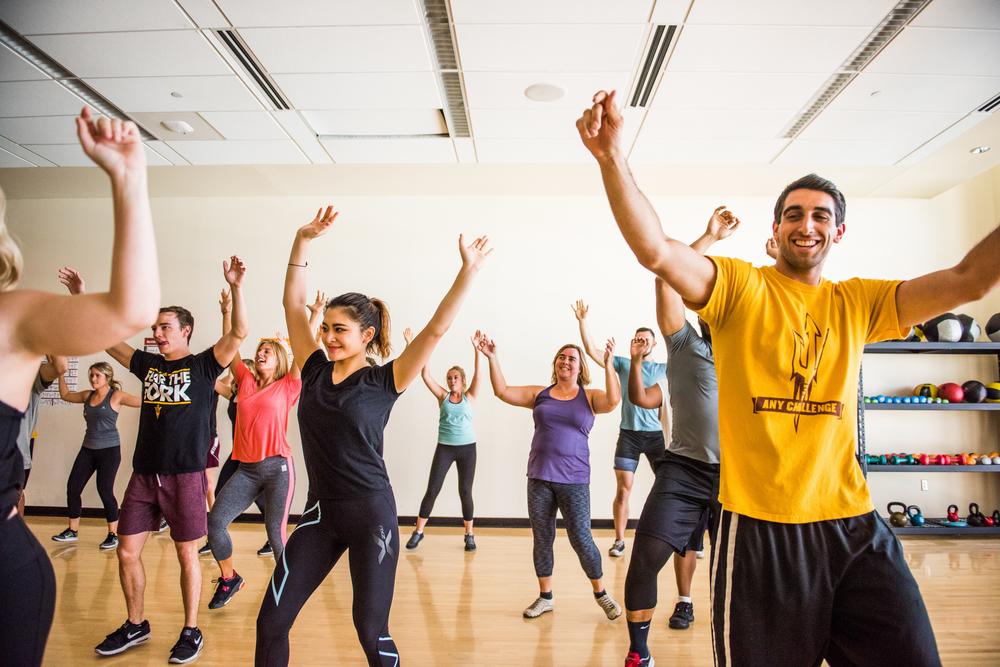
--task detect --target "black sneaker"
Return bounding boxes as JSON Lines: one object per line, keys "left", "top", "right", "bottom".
{"left": 198, "top": 543, "right": 212, "bottom": 556}
{"left": 208, "top": 572, "right": 244, "bottom": 609}
{"left": 464, "top": 533, "right": 477, "bottom": 551}
{"left": 168, "top": 626, "right": 204, "bottom": 664}
{"left": 257, "top": 541, "right": 273, "bottom": 557}
{"left": 405, "top": 531, "right": 424, "bottom": 550}
{"left": 668, "top": 601, "right": 694, "bottom": 629}
{"left": 157, "top": 518, "right": 169, "bottom": 533}
{"left": 95, "top": 619, "right": 150, "bottom": 656}
{"left": 99, "top": 533, "right": 119, "bottom": 550}
{"left": 52, "top": 528, "right": 78, "bottom": 542}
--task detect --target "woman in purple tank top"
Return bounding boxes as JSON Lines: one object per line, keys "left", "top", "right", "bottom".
{"left": 478, "top": 334, "right": 623, "bottom": 621}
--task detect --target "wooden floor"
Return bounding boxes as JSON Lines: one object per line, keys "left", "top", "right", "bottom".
{"left": 26, "top": 516, "right": 1000, "bottom": 665}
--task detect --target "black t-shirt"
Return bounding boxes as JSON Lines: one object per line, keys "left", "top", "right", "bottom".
{"left": 298, "top": 349, "right": 402, "bottom": 499}
{"left": 209, "top": 390, "right": 219, "bottom": 440}
{"left": 129, "top": 348, "right": 225, "bottom": 474}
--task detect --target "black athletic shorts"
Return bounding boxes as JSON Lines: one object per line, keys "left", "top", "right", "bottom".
{"left": 710, "top": 509, "right": 941, "bottom": 666}
{"left": 635, "top": 450, "right": 719, "bottom": 554}
{"left": 613, "top": 429, "right": 665, "bottom": 472}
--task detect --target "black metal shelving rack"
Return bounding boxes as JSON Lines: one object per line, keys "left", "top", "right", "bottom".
{"left": 858, "top": 342, "right": 1000, "bottom": 537}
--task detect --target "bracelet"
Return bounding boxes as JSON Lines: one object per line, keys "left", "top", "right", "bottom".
{"left": 288, "top": 262, "right": 308, "bottom": 268}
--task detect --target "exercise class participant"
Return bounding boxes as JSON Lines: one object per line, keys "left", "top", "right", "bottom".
{"left": 94, "top": 258, "right": 247, "bottom": 663}
{"left": 0, "top": 108, "right": 160, "bottom": 667}
{"left": 206, "top": 335, "right": 301, "bottom": 610}
{"left": 15, "top": 357, "right": 63, "bottom": 516}
{"left": 573, "top": 300, "right": 665, "bottom": 558}
{"left": 478, "top": 334, "right": 623, "bottom": 621}
{"left": 255, "top": 205, "right": 492, "bottom": 666}
{"left": 404, "top": 327, "right": 482, "bottom": 552}
{"left": 578, "top": 89, "right": 999, "bottom": 665}
{"left": 52, "top": 350, "right": 142, "bottom": 550}
{"left": 622, "top": 208, "right": 737, "bottom": 667}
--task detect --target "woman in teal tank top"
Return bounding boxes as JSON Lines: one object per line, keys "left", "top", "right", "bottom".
{"left": 403, "top": 329, "right": 482, "bottom": 552}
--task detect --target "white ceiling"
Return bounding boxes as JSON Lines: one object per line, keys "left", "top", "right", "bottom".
{"left": 0, "top": 0, "right": 997, "bottom": 199}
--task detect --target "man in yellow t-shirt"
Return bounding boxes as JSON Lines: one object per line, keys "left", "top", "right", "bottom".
{"left": 577, "top": 90, "right": 1000, "bottom": 667}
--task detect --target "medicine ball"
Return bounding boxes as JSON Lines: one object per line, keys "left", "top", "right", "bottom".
{"left": 913, "top": 383, "right": 937, "bottom": 399}
{"left": 938, "top": 382, "right": 964, "bottom": 403}
{"left": 987, "top": 313, "right": 1000, "bottom": 343}
{"left": 986, "top": 382, "right": 1000, "bottom": 403}
{"left": 961, "top": 380, "right": 987, "bottom": 403}
{"left": 922, "top": 313, "right": 962, "bottom": 343}
{"left": 957, "top": 314, "right": 981, "bottom": 342}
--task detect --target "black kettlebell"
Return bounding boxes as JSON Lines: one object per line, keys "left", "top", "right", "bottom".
{"left": 906, "top": 505, "right": 925, "bottom": 527}
{"left": 887, "top": 502, "right": 909, "bottom": 527}
{"left": 992, "top": 510, "right": 1000, "bottom": 527}
{"left": 967, "top": 502, "right": 986, "bottom": 527}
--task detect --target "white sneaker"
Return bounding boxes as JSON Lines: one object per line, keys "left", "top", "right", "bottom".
{"left": 609, "top": 540, "right": 626, "bottom": 557}
{"left": 523, "top": 596, "right": 554, "bottom": 618}
{"left": 695, "top": 550, "right": 704, "bottom": 560}
{"left": 596, "top": 592, "right": 622, "bottom": 620}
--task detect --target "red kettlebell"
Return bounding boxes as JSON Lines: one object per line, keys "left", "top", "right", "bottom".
{"left": 947, "top": 504, "right": 960, "bottom": 522}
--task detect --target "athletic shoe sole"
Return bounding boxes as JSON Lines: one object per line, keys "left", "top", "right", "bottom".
{"left": 99, "top": 541, "right": 119, "bottom": 551}
{"left": 168, "top": 642, "right": 204, "bottom": 664}
{"left": 95, "top": 634, "right": 150, "bottom": 656}
{"left": 52, "top": 535, "right": 78, "bottom": 542}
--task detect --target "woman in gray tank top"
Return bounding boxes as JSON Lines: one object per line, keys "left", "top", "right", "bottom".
{"left": 51, "top": 361, "right": 141, "bottom": 550}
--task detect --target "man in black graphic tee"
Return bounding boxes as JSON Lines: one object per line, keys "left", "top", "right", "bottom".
{"left": 92, "top": 258, "right": 248, "bottom": 663}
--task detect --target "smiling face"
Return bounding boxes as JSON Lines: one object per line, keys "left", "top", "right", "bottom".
{"left": 320, "top": 306, "right": 373, "bottom": 362}
{"left": 772, "top": 188, "right": 846, "bottom": 275}
{"left": 255, "top": 342, "right": 277, "bottom": 373}
{"left": 552, "top": 345, "right": 582, "bottom": 385}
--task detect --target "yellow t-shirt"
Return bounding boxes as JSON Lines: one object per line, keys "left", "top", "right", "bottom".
{"left": 696, "top": 257, "right": 907, "bottom": 523}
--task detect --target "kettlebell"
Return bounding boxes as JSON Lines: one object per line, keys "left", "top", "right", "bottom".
{"left": 947, "top": 504, "right": 960, "bottom": 522}
{"left": 967, "top": 502, "right": 986, "bottom": 527}
{"left": 887, "top": 502, "right": 909, "bottom": 527}
{"left": 992, "top": 510, "right": 1000, "bottom": 527}
{"left": 906, "top": 505, "right": 925, "bottom": 527}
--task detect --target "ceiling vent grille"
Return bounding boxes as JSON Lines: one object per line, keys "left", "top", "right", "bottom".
{"left": 629, "top": 25, "right": 677, "bottom": 108}
{"left": 779, "top": 0, "right": 932, "bottom": 138}
{"left": 421, "top": 0, "right": 470, "bottom": 137}
{"left": 977, "top": 92, "right": 1000, "bottom": 113}
{"left": 0, "top": 20, "right": 155, "bottom": 140}
{"left": 213, "top": 30, "right": 290, "bottom": 111}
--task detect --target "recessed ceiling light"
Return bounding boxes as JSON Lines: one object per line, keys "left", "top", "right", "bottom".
{"left": 161, "top": 120, "right": 194, "bottom": 134}
{"left": 170, "top": 91, "right": 183, "bottom": 98}
{"left": 969, "top": 146, "right": 991, "bottom": 155}
{"left": 524, "top": 83, "right": 565, "bottom": 103}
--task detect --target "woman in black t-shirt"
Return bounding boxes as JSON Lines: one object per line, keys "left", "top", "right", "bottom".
{"left": 255, "top": 205, "right": 492, "bottom": 666}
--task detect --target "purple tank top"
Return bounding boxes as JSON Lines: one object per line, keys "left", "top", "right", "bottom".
{"left": 527, "top": 385, "right": 595, "bottom": 485}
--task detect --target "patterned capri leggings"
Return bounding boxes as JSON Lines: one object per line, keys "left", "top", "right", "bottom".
{"left": 527, "top": 478, "right": 603, "bottom": 580}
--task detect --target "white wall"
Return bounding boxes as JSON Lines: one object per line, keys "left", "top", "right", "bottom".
{"left": 6, "top": 165, "right": 1000, "bottom": 521}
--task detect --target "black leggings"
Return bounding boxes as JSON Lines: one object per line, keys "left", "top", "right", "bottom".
{"left": 624, "top": 533, "right": 675, "bottom": 611}
{"left": 66, "top": 446, "right": 120, "bottom": 522}
{"left": 218, "top": 453, "right": 265, "bottom": 515}
{"left": 256, "top": 493, "right": 400, "bottom": 666}
{"left": 0, "top": 514, "right": 56, "bottom": 666}
{"left": 418, "top": 443, "right": 476, "bottom": 521}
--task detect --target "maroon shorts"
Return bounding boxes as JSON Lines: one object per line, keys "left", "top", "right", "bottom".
{"left": 206, "top": 437, "right": 220, "bottom": 469}
{"left": 118, "top": 471, "right": 207, "bottom": 542}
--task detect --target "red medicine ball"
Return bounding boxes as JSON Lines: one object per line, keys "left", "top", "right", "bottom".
{"left": 938, "top": 382, "right": 964, "bottom": 403}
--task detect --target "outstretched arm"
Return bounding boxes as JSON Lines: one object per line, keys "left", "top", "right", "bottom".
{"left": 213, "top": 256, "right": 248, "bottom": 367}
{"left": 627, "top": 337, "right": 662, "bottom": 409}
{"left": 577, "top": 91, "right": 717, "bottom": 306}
{"left": 283, "top": 206, "right": 338, "bottom": 370}
{"left": 115, "top": 390, "right": 143, "bottom": 409}
{"left": 478, "top": 335, "right": 541, "bottom": 408}
{"left": 57, "top": 363, "right": 89, "bottom": 404}
{"left": 405, "top": 327, "right": 447, "bottom": 401}
{"left": 60, "top": 267, "right": 139, "bottom": 368}
{"left": 895, "top": 225, "right": 1000, "bottom": 327}
{"left": 466, "top": 331, "right": 483, "bottom": 400}
{"left": 10, "top": 109, "right": 159, "bottom": 357}
{"left": 587, "top": 338, "right": 621, "bottom": 414}
{"left": 393, "top": 235, "right": 492, "bottom": 393}
{"left": 571, "top": 300, "right": 607, "bottom": 368}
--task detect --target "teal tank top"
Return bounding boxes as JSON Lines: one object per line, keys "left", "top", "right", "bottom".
{"left": 437, "top": 394, "right": 475, "bottom": 445}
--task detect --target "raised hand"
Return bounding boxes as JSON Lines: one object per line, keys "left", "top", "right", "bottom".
{"left": 459, "top": 234, "right": 493, "bottom": 272}
{"left": 219, "top": 288, "right": 231, "bottom": 313}
{"left": 630, "top": 336, "right": 648, "bottom": 361}
{"left": 571, "top": 299, "right": 589, "bottom": 322}
{"left": 223, "top": 255, "right": 246, "bottom": 287}
{"left": 575, "top": 90, "right": 624, "bottom": 161}
{"left": 58, "top": 266, "right": 86, "bottom": 295}
{"left": 307, "top": 290, "right": 327, "bottom": 317}
{"left": 403, "top": 327, "right": 413, "bottom": 345}
{"left": 298, "top": 205, "right": 338, "bottom": 241}
{"left": 471, "top": 329, "right": 484, "bottom": 352}
{"left": 477, "top": 333, "right": 497, "bottom": 359}
{"left": 707, "top": 205, "right": 741, "bottom": 241}
{"left": 765, "top": 237, "right": 779, "bottom": 260}
{"left": 75, "top": 107, "right": 145, "bottom": 179}
{"left": 603, "top": 337, "right": 616, "bottom": 365}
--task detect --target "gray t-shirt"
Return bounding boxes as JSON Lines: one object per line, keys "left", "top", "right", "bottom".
{"left": 665, "top": 322, "right": 719, "bottom": 465}
{"left": 16, "top": 371, "right": 53, "bottom": 469}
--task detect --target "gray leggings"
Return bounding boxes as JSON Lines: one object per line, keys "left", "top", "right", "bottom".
{"left": 527, "top": 478, "right": 603, "bottom": 580}
{"left": 208, "top": 455, "right": 294, "bottom": 562}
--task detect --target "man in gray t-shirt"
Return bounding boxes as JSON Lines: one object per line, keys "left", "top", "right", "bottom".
{"left": 16, "top": 359, "right": 62, "bottom": 514}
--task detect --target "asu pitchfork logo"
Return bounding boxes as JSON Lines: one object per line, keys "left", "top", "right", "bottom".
{"left": 751, "top": 313, "right": 843, "bottom": 431}
{"left": 373, "top": 525, "right": 394, "bottom": 564}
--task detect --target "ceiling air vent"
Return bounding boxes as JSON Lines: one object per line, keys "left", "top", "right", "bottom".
{"left": 420, "top": 0, "right": 471, "bottom": 137}
{"left": 977, "top": 92, "right": 1000, "bottom": 113}
{"left": 629, "top": 25, "right": 677, "bottom": 108}
{"left": 779, "top": 0, "right": 932, "bottom": 138}
{"left": 213, "top": 30, "right": 290, "bottom": 111}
